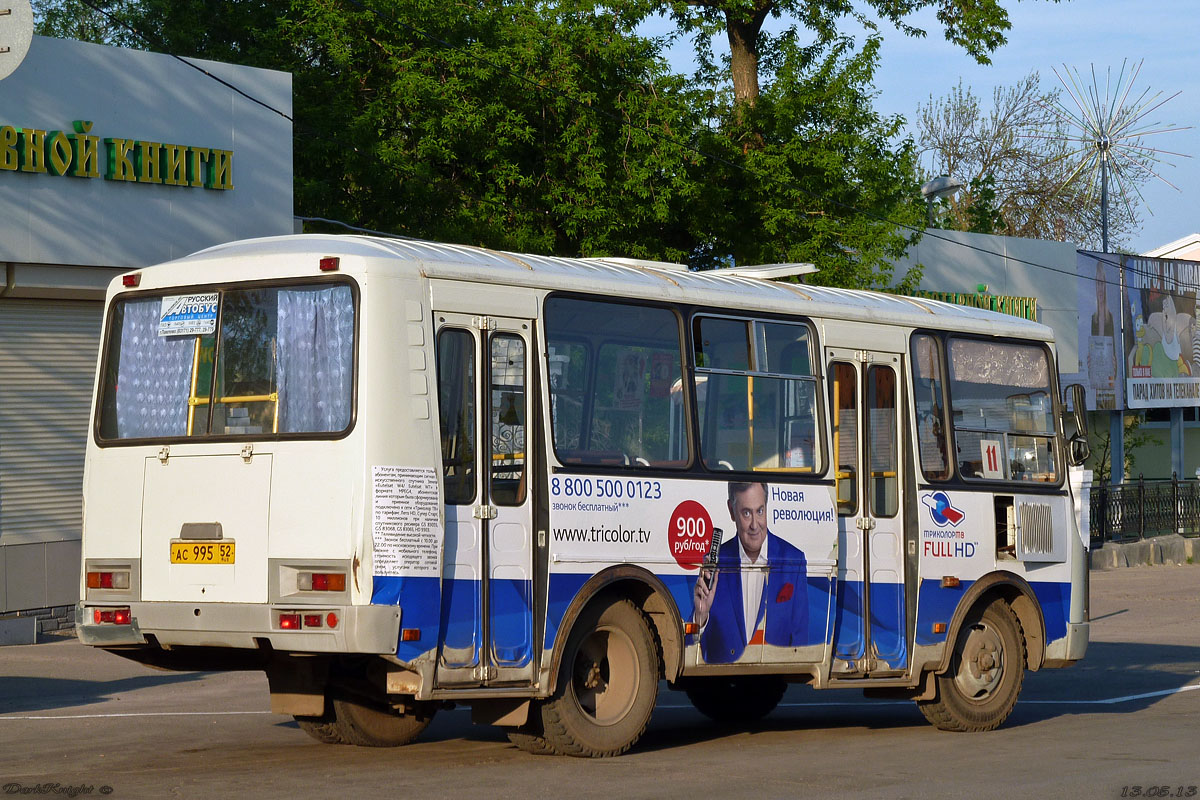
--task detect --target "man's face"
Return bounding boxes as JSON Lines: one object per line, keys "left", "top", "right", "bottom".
{"left": 729, "top": 483, "right": 767, "bottom": 560}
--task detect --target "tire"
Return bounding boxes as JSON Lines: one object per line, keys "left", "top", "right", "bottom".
{"left": 917, "top": 598, "right": 1025, "bottom": 732}
{"left": 294, "top": 695, "right": 348, "bottom": 744}
{"left": 296, "top": 695, "right": 350, "bottom": 748}
{"left": 331, "top": 696, "right": 434, "bottom": 747}
{"left": 295, "top": 715, "right": 348, "bottom": 745}
{"left": 684, "top": 676, "right": 787, "bottom": 725}
{"left": 506, "top": 714, "right": 558, "bottom": 756}
{"left": 536, "top": 599, "right": 660, "bottom": 757}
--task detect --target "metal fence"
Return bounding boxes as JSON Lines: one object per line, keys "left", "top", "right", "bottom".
{"left": 1090, "top": 474, "right": 1200, "bottom": 545}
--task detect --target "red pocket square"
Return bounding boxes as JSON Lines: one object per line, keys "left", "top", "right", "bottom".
{"left": 775, "top": 582, "right": 794, "bottom": 603}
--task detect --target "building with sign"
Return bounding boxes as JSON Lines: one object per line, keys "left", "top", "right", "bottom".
{"left": 895, "top": 229, "right": 1200, "bottom": 486}
{"left": 893, "top": 229, "right": 1080, "bottom": 377}
{"left": 0, "top": 33, "right": 292, "bottom": 637}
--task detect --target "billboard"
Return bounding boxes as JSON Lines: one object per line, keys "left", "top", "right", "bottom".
{"left": 1123, "top": 256, "right": 1200, "bottom": 409}
{"left": 1071, "top": 252, "right": 1123, "bottom": 410}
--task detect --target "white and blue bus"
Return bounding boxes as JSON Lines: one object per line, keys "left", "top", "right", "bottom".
{"left": 77, "top": 235, "right": 1090, "bottom": 756}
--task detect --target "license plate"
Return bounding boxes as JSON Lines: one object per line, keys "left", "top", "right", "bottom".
{"left": 170, "top": 541, "right": 235, "bottom": 564}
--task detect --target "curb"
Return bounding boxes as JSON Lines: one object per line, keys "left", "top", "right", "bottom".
{"left": 1090, "top": 534, "right": 1198, "bottom": 569}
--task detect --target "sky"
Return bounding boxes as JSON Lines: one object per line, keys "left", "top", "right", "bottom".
{"left": 647, "top": 0, "right": 1199, "bottom": 255}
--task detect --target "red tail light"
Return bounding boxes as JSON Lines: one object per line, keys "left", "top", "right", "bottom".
{"left": 326, "top": 612, "right": 339, "bottom": 629}
{"left": 279, "top": 613, "right": 302, "bottom": 630}
{"left": 93, "top": 607, "right": 131, "bottom": 625}
{"left": 319, "top": 256, "right": 340, "bottom": 272}
{"left": 299, "top": 572, "right": 346, "bottom": 592}
{"left": 87, "top": 571, "right": 130, "bottom": 590}
{"left": 122, "top": 273, "right": 141, "bottom": 287}
{"left": 303, "top": 614, "right": 323, "bottom": 628}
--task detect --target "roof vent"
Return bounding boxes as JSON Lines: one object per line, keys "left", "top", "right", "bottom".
{"left": 718, "top": 262, "right": 818, "bottom": 280}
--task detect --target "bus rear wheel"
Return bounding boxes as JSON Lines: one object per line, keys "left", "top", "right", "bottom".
{"left": 917, "top": 598, "right": 1025, "bottom": 732}
{"left": 331, "top": 696, "right": 434, "bottom": 747}
{"left": 536, "top": 599, "right": 659, "bottom": 757}
{"left": 294, "top": 698, "right": 348, "bottom": 744}
{"left": 506, "top": 719, "right": 558, "bottom": 755}
{"left": 684, "top": 676, "right": 787, "bottom": 725}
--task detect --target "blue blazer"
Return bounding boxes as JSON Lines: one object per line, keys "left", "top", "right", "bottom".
{"left": 699, "top": 532, "right": 808, "bottom": 664}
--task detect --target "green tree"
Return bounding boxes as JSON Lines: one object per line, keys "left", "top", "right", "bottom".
{"left": 33, "top": 0, "right": 925, "bottom": 285}
{"left": 282, "top": 0, "right": 706, "bottom": 259}
{"left": 681, "top": 34, "right": 924, "bottom": 285}
{"left": 650, "top": 0, "right": 1030, "bottom": 113}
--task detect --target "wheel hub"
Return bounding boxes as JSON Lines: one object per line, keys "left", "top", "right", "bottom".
{"left": 582, "top": 661, "right": 603, "bottom": 691}
{"left": 572, "top": 625, "right": 638, "bottom": 726}
{"left": 954, "top": 621, "right": 1005, "bottom": 699}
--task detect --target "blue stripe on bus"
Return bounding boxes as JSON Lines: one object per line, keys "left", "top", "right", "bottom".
{"left": 374, "top": 575, "right": 535, "bottom": 665}
{"left": 806, "top": 577, "right": 837, "bottom": 646}
{"left": 1030, "top": 581, "right": 1069, "bottom": 643}
{"left": 377, "top": 572, "right": 1070, "bottom": 664}
{"left": 914, "top": 580, "right": 968, "bottom": 646}
{"left": 870, "top": 581, "right": 908, "bottom": 668}
{"left": 439, "top": 576, "right": 480, "bottom": 668}
{"left": 833, "top": 580, "right": 863, "bottom": 660}
{"left": 914, "top": 579, "right": 1071, "bottom": 647}
{"left": 371, "top": 575, "right": 441, "bottom": 661}
{"left": 832, "top": 580, "right": 908, "bottom": 669}
{"left": 490, "top": 578, "right": 533, "bottom": 667}
{"left": 545, "top": 573, "right": 590, "bottom": 651}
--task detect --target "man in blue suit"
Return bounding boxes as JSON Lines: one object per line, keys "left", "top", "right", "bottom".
{"left": 692, "top": 481, "right": 808, "bottom": 664}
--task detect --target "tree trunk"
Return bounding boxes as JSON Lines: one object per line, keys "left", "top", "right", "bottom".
{"left": 724, "top": 4, "right": 771, "bottom": 109}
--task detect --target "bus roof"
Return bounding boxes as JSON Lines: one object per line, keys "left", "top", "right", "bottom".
{"left": 169, "top": 234, "right": 1054, "bottom": 342}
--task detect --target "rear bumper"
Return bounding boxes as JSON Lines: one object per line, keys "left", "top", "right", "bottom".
{"left": 76, "top": 601, "right": 401, "bottom": 654}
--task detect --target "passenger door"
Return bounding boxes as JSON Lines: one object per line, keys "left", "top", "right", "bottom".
{"left": 828, "top": 348, "right": 908, "bottom": 676}
{"left": 434, "top": 314, "right": 537, "bottom": 687}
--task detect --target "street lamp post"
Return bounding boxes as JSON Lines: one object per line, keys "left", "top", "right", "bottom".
{"left": 920, "top": 175, "right": 965, "bottom": 228}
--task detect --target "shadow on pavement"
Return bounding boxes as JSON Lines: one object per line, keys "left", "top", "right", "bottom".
{"left": 0, "top": 672, "right": 207, "bottom": 715}
{"left": 301, "top": 638, "right": 1200, "bottom": 756}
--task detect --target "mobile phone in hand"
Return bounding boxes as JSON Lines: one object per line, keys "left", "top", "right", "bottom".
{"left": 701, "top": 527, "right": 722, "bottom": 590}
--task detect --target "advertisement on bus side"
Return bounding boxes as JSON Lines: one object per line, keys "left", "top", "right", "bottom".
{"left": 550, "top": 476, "right": 837, "bottom": 664}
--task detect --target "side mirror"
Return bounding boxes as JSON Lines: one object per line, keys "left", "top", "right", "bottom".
{"left": 1063, "top": 383, "right": 1090, "bottom": 466}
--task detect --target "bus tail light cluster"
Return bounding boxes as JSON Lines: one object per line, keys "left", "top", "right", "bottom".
{"left": 297, "top": 572, "right": 346, "bottom": 592}
{"left": 277, "top": 610, "right": 339, "bottom": 630}
{"left": 87, "top": 570, "right": 131, "bottom": 590}
{"left": 93, "top": 607, "right": 132, "bottom": 625}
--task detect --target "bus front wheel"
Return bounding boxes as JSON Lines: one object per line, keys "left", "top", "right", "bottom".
{"left": 536, "top": 598, "right": 659, "bottom": 757}
{"left": 917, "top": 597, "right": 1025, "bottom": 732}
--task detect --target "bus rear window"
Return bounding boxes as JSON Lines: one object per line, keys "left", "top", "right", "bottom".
{"left": 98, "top": 283, "right": 355, "bottom": 441}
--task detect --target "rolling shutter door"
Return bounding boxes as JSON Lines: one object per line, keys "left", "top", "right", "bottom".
{"left": 0, "top": 300, "right": 103, "bottom": 544}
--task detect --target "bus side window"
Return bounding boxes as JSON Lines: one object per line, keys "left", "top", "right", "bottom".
{"left": 694, "top": 316, "right": 821, "bottom": 473}
{"left": 545, "top": 297, "right": 688, "bottom": 469}
{"left": 490, "top": 333, "right": 525, "bottom": 506}
{"left": 911, "top": 334, "right": 951, "bottom": 481}
{"left": 437, "top": 328, "right": 477, "bottom": 505}
{"left": 829, "top": 362, "right": 858, "bottom": 515}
